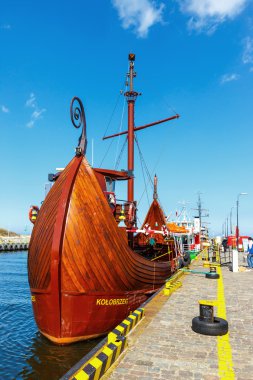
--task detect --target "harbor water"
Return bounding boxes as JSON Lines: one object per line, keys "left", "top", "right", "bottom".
{"left": 0, "top": 252, "right": 100, "bottom": 380}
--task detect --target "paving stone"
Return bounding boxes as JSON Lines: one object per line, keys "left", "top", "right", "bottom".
{"left": 134, "top": 360, "right": 153, "bottom": 366}
{"left": 105, "top": 253, "right": 253, "bottom": 379}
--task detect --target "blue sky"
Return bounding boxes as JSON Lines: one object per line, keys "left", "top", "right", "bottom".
{"left": 0, "top": 0, "right": 253, "bottom": 236}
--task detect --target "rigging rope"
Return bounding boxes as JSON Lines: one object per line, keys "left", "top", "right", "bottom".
{"left": 136, "top": 214, "right": 142, "bottom": 227}
{"left": 99, "top": 138, "right": 114, "bottom": 168}
{"left": 135, "top": 135, "right": 150, "bottom": 207}
{"left": 102, "top": 80, "right": 126, "bottom": 139}
{"left": 100, "top": 73, "right": 128, "bottom": 168}
{"left": 135, "top": 136, "right": 153, "bottom": 190}
{"left": 115, "top": 137, "right": 127, "bottom": 170}
{"left": 162, "top": 98, "right": 178, "bottom": 119}
{"left": 150, "top": 103, "right": 179, "bottom": 176}
{"left": 135, "top": 135, "right": 167, "bottom": 215}
{"left": 114, "top": 95, "right": 127, "bottom": 168}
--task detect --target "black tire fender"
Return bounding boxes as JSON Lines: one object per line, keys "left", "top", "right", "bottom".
{"left": 205, "top": 273, "right": 220, "bottom": 279}
{"left": 192, "top": 316, "right": 228, "bottom": 336}
{"left": 182, "top": 252, "right": 191, "bottom": 267}
{"left": 178, "top": 257, "right": 184, "bottom": 269}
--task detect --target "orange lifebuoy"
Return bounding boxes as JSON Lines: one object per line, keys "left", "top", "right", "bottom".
{"left": 29, "top": 205, "right": 39, "bottom": 224}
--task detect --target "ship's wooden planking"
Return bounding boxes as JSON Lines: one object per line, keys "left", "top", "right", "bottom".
{"left": 61, "top": 158, "right": 170, "bottom": 294}
{"left": 28, "top": 156, "right": 171, "bottom": 343}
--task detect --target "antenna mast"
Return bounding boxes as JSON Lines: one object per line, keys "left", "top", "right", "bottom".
{"left": 193, "top": 193, "right": 209, "bottom": 233}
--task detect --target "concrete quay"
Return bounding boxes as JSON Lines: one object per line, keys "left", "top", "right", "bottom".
{"left": 0, "top": 236, "right": 30, "bottom": 251}
{"left": 105, "top": 255, "right": 253, "bottom": 380}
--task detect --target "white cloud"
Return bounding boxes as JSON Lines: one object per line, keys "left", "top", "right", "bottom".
{"left": 242, "top": 36, "right": 253, "bottom": 64}
{"left": 1, "top": 105, "right": 9, "bottom": 113}
{"left": 250, "top": 67, "right": 253, "bottom": 72}
{"left": 178, "top": 0, "right": 248, "bottom": 33}
{"left": 31, "top": 109, "right": 46, "bottom": 120}
{"left": 25, "top": 93, "right": 46, "bottom": 128}
{"left": 112, "top": 0, "right": 165, "bottom": 38}
{"left": 25, "top": 93, "right": 36, "bottom": 108}
{"left": 220, "top": 73, "right": 240, "bottom": 84}
{"left": 26, "top": 120, "right": 35, "bottom": 128}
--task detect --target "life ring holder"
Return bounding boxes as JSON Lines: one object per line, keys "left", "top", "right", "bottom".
{"left": 29, "top": 205, "right": 40, "bottom": 224}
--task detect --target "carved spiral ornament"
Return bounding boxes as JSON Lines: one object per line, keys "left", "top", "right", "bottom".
{"left": 70, "top": 96, "right": 87, "bottom": 155}
{"left": 70, "top": 97, "right": 84, "bottom": 129}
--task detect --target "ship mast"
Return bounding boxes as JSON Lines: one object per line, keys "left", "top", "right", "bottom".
{"left": 103, "top": 53, "right": 180, "bottom": 204}
{"left": 153, "top": 175, "right": 158, "bottom": 200}
{"left": 125, "top": 53, "right": 139, "bottom": 202}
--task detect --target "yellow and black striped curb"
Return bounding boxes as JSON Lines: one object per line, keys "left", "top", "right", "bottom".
{"left": 108, "top": 307, "right": 144, "bottom": 343}
{"left": 163, "top": 269, "right": 184, "bottom": 296}
{"left": 65, "top": 308, "right": 145, "bottom": 380}
{"left": 163, "top": 280, "right": 182, "bottom": 296}
{"left": 71, "top": 335, "right": 127, "bottom": 380}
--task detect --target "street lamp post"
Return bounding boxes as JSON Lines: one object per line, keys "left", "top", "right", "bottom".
{"left": 230, "top": 206, "right": 234, "bottom": 235}
{"left": 236, "top": 192, "right": 248, "bottom": 252}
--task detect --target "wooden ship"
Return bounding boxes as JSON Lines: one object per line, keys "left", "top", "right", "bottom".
{"left": 28, "top": 54, "right": 181, "bottom": 344}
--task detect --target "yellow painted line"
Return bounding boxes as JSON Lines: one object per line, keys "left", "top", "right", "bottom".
{"left": 216, "top": 266, "right": 235, "bottom": 379}
{"left": 199, "top": 299, "right": 218, "bottom": 307}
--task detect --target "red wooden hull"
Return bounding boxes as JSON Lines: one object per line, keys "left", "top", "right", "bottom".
{"left": 28, "top": 156, "right": 171, "bottom": 344}
{"left": 31, "top": 291, "right": 149, "bottom": 344}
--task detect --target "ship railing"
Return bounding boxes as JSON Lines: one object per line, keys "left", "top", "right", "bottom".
{"left": 103, "top": 194, "right": 137, "bottom": 225}
{"left": 182, "top": 243, "right": 193, "bottom": 253}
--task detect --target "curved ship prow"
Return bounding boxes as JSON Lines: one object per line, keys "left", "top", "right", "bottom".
{"left": 28, "top": 54, "right": 180, "bottom": 344}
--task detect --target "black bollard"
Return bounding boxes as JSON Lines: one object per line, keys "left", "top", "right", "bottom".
{"left": 192, "top": 301, "right": 228, "bottom": 336}
{"left": 206, "top": 266, "right": 220, "bottom": 279}
{"left": 199, "top": 304, "right": 214, "bottom": 322}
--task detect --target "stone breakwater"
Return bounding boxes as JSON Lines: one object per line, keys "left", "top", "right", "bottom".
{"left": 0, "top": 236, "right": 30, "bottom": 251}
